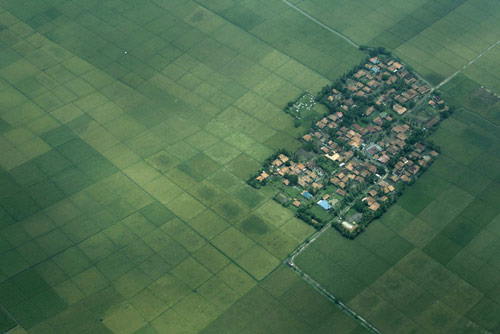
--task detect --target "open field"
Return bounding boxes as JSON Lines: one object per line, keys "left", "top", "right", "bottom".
{"left": 290, "top": 0, "right": 500, "bottom": 86}
{"left": 1, "top": 0, "right": 499, "bottom": 333}
{"left": 0, "top": 0, "right": 374, "bottom": 333}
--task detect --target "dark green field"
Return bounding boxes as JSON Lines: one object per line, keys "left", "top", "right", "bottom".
{"left": 0, "top": 0, "right": 499, "bottom": 333}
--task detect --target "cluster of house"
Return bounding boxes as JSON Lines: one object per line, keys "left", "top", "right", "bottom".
{"left": 428, "top": 95, "right": 449, "bottom": 111}
{"left": 254, "top": 55, "right": 445, "bottom": 232}
{"left": 329, "top": 56, "right": 432, "bottom": 116}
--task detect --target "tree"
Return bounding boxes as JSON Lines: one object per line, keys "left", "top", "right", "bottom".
{"left": 366, "top": 174, "right": 376, "bottom": 184}
{"left": 353, "top": 200, "right": 366, "bottom": 213}
{"left": 285, "top": 174, "right": 298, "bottom": 185}
{"left": 376, "top": 165, "right": 385, "bottom": 175}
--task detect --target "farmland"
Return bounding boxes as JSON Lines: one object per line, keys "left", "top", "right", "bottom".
{"left": 0, "top": 0, "right": 372, "bottom": 333}
{"left": 287, "top": 0, "right": 500, "bottom": 86}
{"left": 0, "top": 0, "right": 499, "bottom": 333}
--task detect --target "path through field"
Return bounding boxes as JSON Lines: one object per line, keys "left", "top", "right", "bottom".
{"left": 436, "top": 38, "right": 500, "bottom": 89}
{"left": 281, "top": 0, "right": 359, "bottom": 49}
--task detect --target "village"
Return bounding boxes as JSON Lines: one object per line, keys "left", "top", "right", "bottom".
{"left": 251, "top": 54, "right": 451, "bottom": 238}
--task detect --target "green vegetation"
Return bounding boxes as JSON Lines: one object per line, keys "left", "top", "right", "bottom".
{"left": 292, "top": 0, "right": 500, "bottom": 85}
{"left": 0, "top": 0, "right": 499, "bottom": 333}
{"left": 0, "top": 1, "right": 367, "bottom": 333}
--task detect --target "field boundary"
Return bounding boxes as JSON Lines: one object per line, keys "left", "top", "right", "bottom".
{"left": 192, "top": 0, "right": 348, "bottom": 82}
{"left": 436, "top": 38, "right": 500, "bottom": 89}
{"left": 281, "top": 0, "right": 435, "bottom": 90}
{"left": 281, "top": 0, "right": 359, "bottom": 49}
{"left": 286, "top": 223, "right": 381, "bottom": 334}
{"left": 0, "top": 302, "right": 19, "bottom": 333}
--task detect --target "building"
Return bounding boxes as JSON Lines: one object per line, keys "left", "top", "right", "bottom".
{"left": 301, "top": 191, "right": 313, "bottom": 200}
{"left": 317, "top": 200, "right": 332, "bottom": 210}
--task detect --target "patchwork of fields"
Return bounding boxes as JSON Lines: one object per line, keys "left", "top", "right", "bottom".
{"left": 289, "top": 0, "right": 500, "bottom": 86}
{"left": 0, "top": 0, "right": 371, "bottom": 333}
{"left": 0, "top": 0, "right": 499, "bottom": 333}
{"left": 289, "top": 1, "right": 500, "bottom": 333}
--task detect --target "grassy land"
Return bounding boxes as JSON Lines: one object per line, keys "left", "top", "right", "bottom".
{"left": 0, "top": 0, "right": 499, "bottom": 333}
{"left": 293, "top": 0, "right": 500, "bottom": 85}
{"left": 0, "top": 0, "right": 372, "bottom": 333}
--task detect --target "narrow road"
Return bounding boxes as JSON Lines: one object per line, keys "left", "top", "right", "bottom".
{"left": 281, "top": 0, "right": 359, "bottom": 49}
{"left": 285, "top": 176, "right": 388, "bottom": 334}
{"left": 435, "top": 38, "right": 500, "bottom": 90}
{"left": 286, "top": 221, "right": 381, "bottom": 334}
{"left": 289, "top": 261, "right": 382, "bottom": 334}
{"left": 281, "top": 0, "right": 435, "bottom": 91}
{"left": 283, "top": 0, "right": 500, "bottom": 95}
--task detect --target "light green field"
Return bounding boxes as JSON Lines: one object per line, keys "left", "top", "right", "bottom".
{"left": 1, "top": 0, "right": 499, "bottom": 333}
{"left": 293, "top": 0, "right": 500, "bottom": 85}
{"left": 0, "top": 0, "right": 372, "bottom": 333}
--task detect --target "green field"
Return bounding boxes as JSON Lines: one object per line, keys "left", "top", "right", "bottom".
{"left": 0, "top": 0, "right": 372, "bottom": 333}
{"left": 1, "top": 0, "right": 499, "bottom": 333}
{"left": 292, "top": 0, "right": 500, "bottom": 85}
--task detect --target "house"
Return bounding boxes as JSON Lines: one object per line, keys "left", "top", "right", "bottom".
{"left": 292, "top": 200, "right": 301, "bottom": 208}
{"left": 393, "top": 103, "right": 407, "bottom": 115}
{"left": 342, "top": 221, "right": 357, "bottom": 231}
{"left": 279, "top": 154, "right": 289, "bottom": 163}
{"left": 256, "top": 171, "right": 269, "bottom": 182}
{"left": 392, "top": 124, "right": 409, "bottom": 134}
{"left": 378, "top": 154, "right": 390, "bottom": 164}
{"left": 393, "top": 62, "right": 403, "bottom": 70}
{"left": 312, "top": 182, "right": 323, "bottom": 190}
{"left": 369, "top": 202, "right": 380, "bottom": 211}
{"left": 347, "top": 85, "right": 358, "bottom": 92}
{"left": 336, "top": 188, "right": 346, "bottom": 196}
{"left": 367, "top": 80, "right": 379, "bottom": 88}
{"left": 425, "top": 117, "right": 439, "bottom": 129}
{"left": 354, "top": 70, "right": 366, "bottom": 79}
{"left": 301, "top": 191, "right": 313, "bottom": 200}
{"left": 328, "top": 114, "right": 338, "bottom": 122}
{"left": 303, "top": 134, "right": 312, "bottom": 142}
{"left": 316, "top": 121, "right": 326, "bottom": 129}
{"left": 325, "top": 152, "right": 340, "bottom": 161}
{"left": 317, "top": 200, "right": 332, "bottom": 210}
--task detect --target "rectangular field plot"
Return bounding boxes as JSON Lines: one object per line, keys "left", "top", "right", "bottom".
{"left": 0, "top": 0, "right": 368, "bottom": 331}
